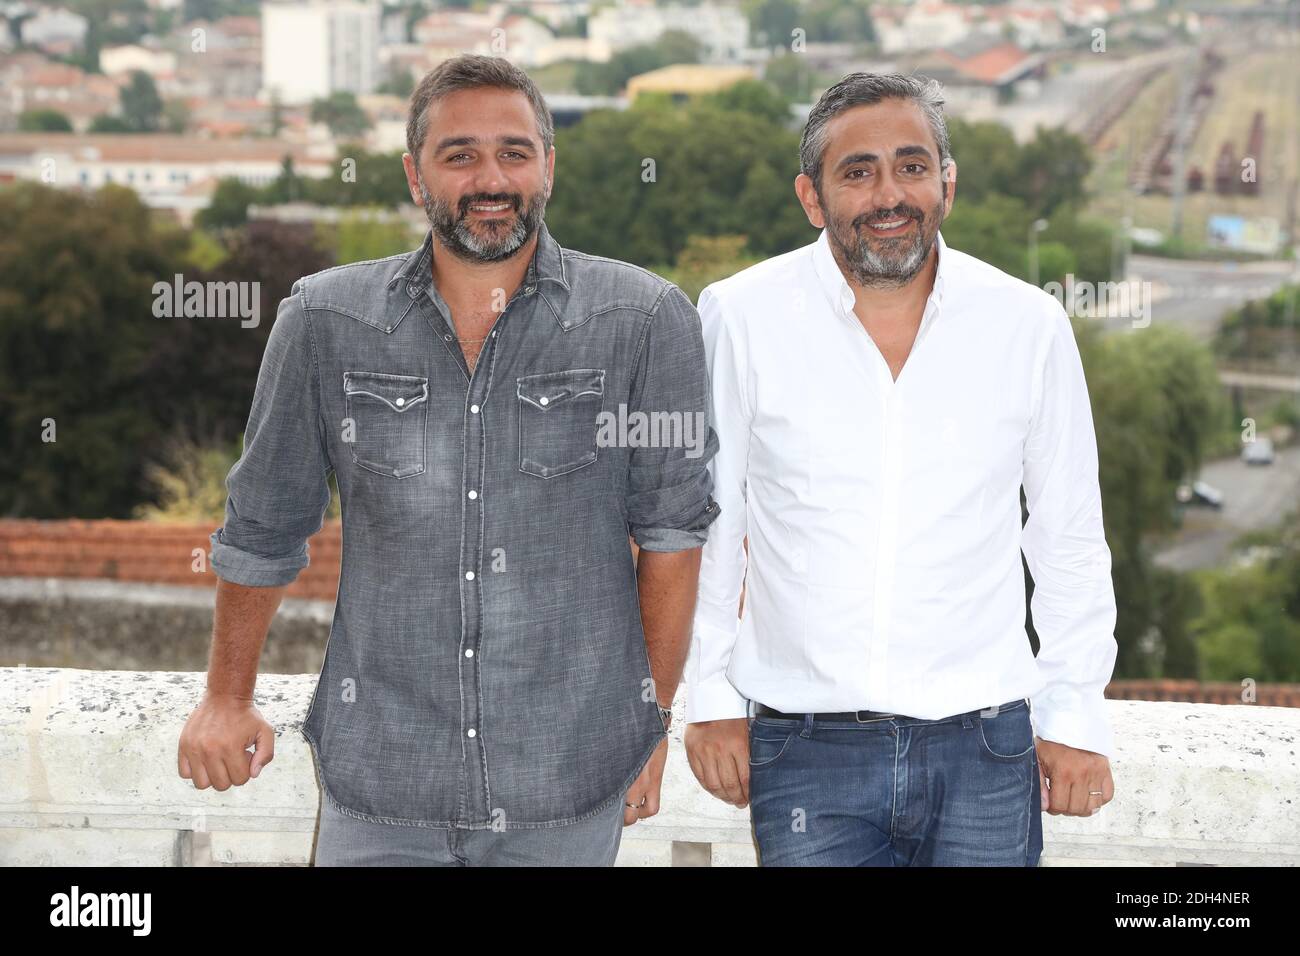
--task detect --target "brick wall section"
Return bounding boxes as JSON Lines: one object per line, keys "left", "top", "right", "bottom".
{"left": 0, "top": 519, "right": 342, "bottom": 601}
{"left": 2, "top": 520, "right": 1298, "bottom": 707}
{"left": 1104, "top": 679, "right": 1300, "bottom": 707}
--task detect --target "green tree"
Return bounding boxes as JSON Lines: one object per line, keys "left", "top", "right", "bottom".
{"left": 804, "top": 0, "right": 876, "bottom": 43}
{"left": 0, "top": 183, "right": 183, "bottom": 517}
{"left": 545, "top": 98, "right": 811, "bottom": 265}
{"left": 310, "top": 91, "right": 372, "bottom": 140}
{"left": 1191, "top": 515, "right": 1300, "bottom": 681}
{"left": 1215, "top": 283, "right": 1300, "bottom": 362}
{"left": 195, "top": 177, "right": 261, "bottom": 230}
{"left": 378, "top": 66, "right": 416, "bottom": 98}
{"left": 701, "top": 79, "right": 790, "bottom": 125}
{"left": 764, "top": 53, "right": 818, "bottom": 103}
{"left": 573, "top": 30, "right": 703, "bottom": 95}
{"left": 1016, "top": 126, "right": 1092, "bottom": 219}
{"left": 743, "top": 0, "right": 800, "bottom": 48}
{"left": 324, "top": 210, "right": 420, "bottom": 264}
{"left": 1069, "top": 321, "right": 1227, "bottom": 677}
{"left": 658, "top": 234, "right": 763, "bottom": 302}
{"left": 120, "top": 70, "right": 164, "bottom": 132}
{"left": 88, "top": 114, "right": 133, "bottom": 133}
{"left": 18, "top": 109, "right": 73, "bottom": 132}
{"left": 303, "top": 146, "right": 412, "bottom": 207}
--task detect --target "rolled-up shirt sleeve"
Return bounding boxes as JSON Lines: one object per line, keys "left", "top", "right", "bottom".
{"left": 684, "top": 285, "right": 752, "bottom": 722}
{"left": 625, "top": 283, "right": 721, "bottom": 552}
{"left": 1022, "top": 297, "right": 1119, "bottom": 757}
{"left": 209, "top": 280, "right": 333, "bottom": 587}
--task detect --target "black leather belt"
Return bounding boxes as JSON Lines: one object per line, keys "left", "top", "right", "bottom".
{"left": 754, "top": 702, "right": 904, "bottom": 723}
{"left": 754, "top": 698, "right": 1027, "bottom": 723}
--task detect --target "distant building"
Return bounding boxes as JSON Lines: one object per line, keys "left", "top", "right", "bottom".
{"left": 589, "top": 2, "right": 748, "bottom": 62}
{"left": 876, "top": 2, "right": 1067, "bottom": 55}
{"left": 546, "top": 93, "right": 627, "bottom": 128}
{"left": 262, "top": 0, "right": 381, "bottom": 105}
{"left": 411, "top": 8, "right": 606, "bottom": 68}
{"left": 911, "top": 37, "right": 1044, "bottom": 111}
{"left": 0, "top": 52, "right": 122, "bottom": 132}
{"left": 100, "top": 44, "right": 179, "bottom": 79}
{"left": 0, "top": 132, "right": 334, "bottom": 221}
{"left": 874, "top": 3, "right": 972, "bottom": 55}
{"left": 173, "top": 17, "right": 263, "bottom": 101}
{"left": 18, "top": 6, "right": 87, "bottom": 53}
{"left": 625, "top": 63, "right": 758, "bottom": 102}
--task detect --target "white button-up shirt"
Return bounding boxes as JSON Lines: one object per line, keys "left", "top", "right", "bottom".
{"left": 685, "top": 226, "right": 1119, "bottom": 757}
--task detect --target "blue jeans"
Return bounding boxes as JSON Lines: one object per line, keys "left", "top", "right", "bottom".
{"left": 312, "top": 790, "right": 626, "bottom": 866}
{"left": 747, "top": 697, "right": 1043, "bottom": 866}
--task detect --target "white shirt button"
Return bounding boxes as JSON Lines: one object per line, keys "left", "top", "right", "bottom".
{"left": 467, "top": 728, "right": 476, "bottom": 738}
{"left": 539, "top": 396, "right": 549, "bottom": 406}
{"left": 465, "top": 571, "right": 475, "bottom": 580}
{"left": 470, "top": 404, "right": 480, "bottom": 414}
{"left": 465, "top": 648, "right": 474, "bottom": 658}
{"left": 395, "top": 397, "right": 404, "bottom": 407}
{"left": 467, "top": 489, "right": 478, "bottom": 500}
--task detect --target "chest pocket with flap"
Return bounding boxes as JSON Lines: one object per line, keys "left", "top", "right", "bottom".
{"left": 516, "top": 368, "right": 605, "bottom": 479}
{"left": 342, "top": 370, "right": 429, "bottom": 479}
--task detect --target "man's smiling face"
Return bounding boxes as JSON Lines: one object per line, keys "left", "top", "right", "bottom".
{"left": 404, "top": 86, "right": 554, "bottom": 264}
{"left": 798, "top": 97, "right": 954, "bottom": 289}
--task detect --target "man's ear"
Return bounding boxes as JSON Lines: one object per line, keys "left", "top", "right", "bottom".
{"left": 794, "top": 173, "right": 825, "bottom": 229}
{"left": 942, "top": 159, "right": 957, "bottom": 217}
{"left": 401, "top": 152, "right": 423, "bottom": 206}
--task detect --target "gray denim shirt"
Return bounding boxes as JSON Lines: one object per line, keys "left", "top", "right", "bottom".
{"left": 209, "top": 220, "right": 720, "bottom": 828}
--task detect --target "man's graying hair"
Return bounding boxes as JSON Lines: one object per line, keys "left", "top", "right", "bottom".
{"left": 800, "top": 72, "right": 953, "bottom": 193}
{"left": 406, "top": 54, "right": 555, "bottom": 161}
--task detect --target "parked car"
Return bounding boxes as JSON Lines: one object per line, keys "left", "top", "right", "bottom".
{"left": 1176, "top": 480, "right": 1224, "bottom": 509}
{"left": 1242, "top": 437, "right": 1275, "bottom": 465}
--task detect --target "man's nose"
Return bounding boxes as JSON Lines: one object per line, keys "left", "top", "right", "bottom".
{"left": 868, "top": 165, "right": 911, "bottom": 212}
{"left": 472, "top": 158, "right": 510, "bottom": 194}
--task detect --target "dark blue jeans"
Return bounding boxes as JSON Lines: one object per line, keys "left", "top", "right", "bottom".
{"left": 748, "top": 697, "right": 1044, "bottom": 866}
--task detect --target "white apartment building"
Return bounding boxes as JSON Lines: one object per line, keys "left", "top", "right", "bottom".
{"left": 99, "top": 44, "right": 179, "bottom": 78}
{"left": 588, "top": 1, "right": 748, "bottom": 61}
{"left": 261, "top": 0, "right": 381, "bottom": 105}
{"left": 0, "top": 133, "right": 334, "bottom": 220}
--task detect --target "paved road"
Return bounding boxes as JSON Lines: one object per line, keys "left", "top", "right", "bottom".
{"left": 1106, "top": 255, "right": 1299, "bottom": 341}
{"left": 1153, "top": 443, "right": 1300, "bottom": 571}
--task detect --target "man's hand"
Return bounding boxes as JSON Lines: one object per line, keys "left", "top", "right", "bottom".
{"left": 178, "top": 691, "right": 276, "bottom": 791}
{"left": 1036, "top": 736, "right": 1114, "bottom": 816}
{"left": 624, "top": 737, "right": 669, "bottom": 826}
{"left": 684, "top": 717, "right": 749, "bottom": 808}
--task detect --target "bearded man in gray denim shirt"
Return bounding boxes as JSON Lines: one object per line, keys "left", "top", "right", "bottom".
{"left": 177, "top": 54, "right": 720, "bottom": 866}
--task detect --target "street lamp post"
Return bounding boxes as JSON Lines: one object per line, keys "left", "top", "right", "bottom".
{"left": 1029, "top": 218, "right": 1049, "bottom": 287}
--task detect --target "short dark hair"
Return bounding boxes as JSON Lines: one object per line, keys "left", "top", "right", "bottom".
{"left": 406, "top": 54, "right": 555, "bottom": 161}
{"left": 800, "top": 72, "right": 953, "bottom": 193}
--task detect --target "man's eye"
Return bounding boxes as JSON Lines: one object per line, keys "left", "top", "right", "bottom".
{"left": 503, "top": 151, "right": 526, "bottom": 160}
{"left": 448, "top": 154, "right": 471, "bottom": 163}
{"left": 903, "top": 163, "right": 926, "bottom": 174}
{"left": 847, "top": 169, "right": 868, "bottom": 179}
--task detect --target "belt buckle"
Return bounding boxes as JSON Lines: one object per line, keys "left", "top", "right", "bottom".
{"left": 853, "top": 710, "right": 896, "bottom": 724}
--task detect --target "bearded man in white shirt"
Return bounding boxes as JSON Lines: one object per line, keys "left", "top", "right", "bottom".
{"left": 682, "top": 72, "right": 1118, "bottom": 866}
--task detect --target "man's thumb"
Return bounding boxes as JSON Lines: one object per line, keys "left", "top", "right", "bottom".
{"left": 249, "top": 724, "right": 275, "bottom": 777}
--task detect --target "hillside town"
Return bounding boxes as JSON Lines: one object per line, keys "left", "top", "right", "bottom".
{"left": 0, "top": 0, "right": 1249, "bottom": 222}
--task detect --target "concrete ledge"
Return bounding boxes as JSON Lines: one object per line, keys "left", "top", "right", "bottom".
{"left": 1, "top": 667, "right": 1297, "bottom": 865}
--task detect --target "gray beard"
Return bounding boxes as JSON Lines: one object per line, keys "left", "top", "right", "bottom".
{"left": 827, "top": 204, "right": 942, "bottom": 290}
{"left": 417, "top": 177, "right": 545, "bottom": 263}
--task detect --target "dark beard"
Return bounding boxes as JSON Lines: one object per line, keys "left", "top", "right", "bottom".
{"left": 417, "top": 177, "right": 546, "bottom": 264}
{"left": 823, "top": 195, "right": 944, "bottom": 290}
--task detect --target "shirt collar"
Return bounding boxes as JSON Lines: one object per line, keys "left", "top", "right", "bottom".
{"left": 811, "top": 225, "right": 948, "bottom": 321}
{"left": 390, "top": 218, "right": 571, "bottom": 300}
